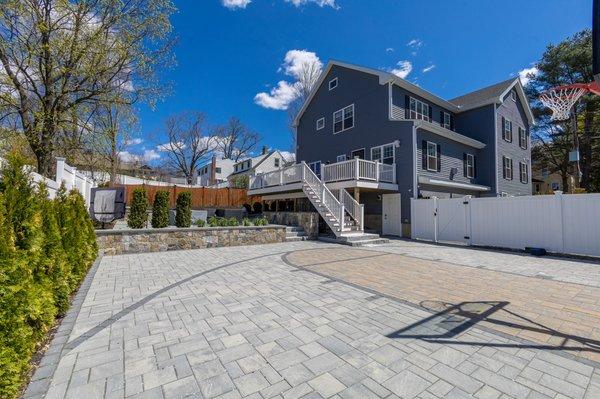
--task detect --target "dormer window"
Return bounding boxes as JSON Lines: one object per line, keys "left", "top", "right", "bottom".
{"left": 329, "top": 77, "right": 338, "bottom": 91}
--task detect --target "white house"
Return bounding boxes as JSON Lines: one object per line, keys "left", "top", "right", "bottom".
{"left": 197, "top": 156, "right": 235, "bottom": 186}
{"left": 229, "top": 147, "right": 286, "bottom": 180}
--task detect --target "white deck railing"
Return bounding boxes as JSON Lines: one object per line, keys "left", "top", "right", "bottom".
{"left": 249, "top": 158, "right": 396, "bottom": 190}
{"left": 338, "top": 188, "right": 364, "bottom": 231}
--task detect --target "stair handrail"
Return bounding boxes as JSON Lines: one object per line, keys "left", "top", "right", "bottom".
{"left": 301, "top": 162, "right": 346, "bottom": 233}
{"left": 339, "top": 188, "right": 364, "bottom": 231}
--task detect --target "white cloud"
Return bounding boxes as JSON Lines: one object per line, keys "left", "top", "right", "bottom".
{"left": 125, "top": 138, "right": 143, "bottom": 146}
{"left": 221, "top": 0, "right": 251, "bottom": 9}
{"left": 518, "top": 66, "right": 539, "bottom": 86}
{"left": 254, "top": 81, "right": 298, "bottom": 110}
{"left": 422, "top": 64, "right": 435, "bottom": 73}
{"left": 407, "top": 39, "right": 423, "bottom": 49}
{"left": 255, "top": 49, "right": 323, "bottom": 110}
{"left": 390, "top": 60, "right": 413, "bottom": 79}
{"left": 118, "top": 149, "right": 161, "bottom": 163}
{"left": 386, "top": 47, "right": 394, "bottom": 53}
{"left": 156, "top": 141, "right": 187, "bottom": 151}
{"left": 285, "top": 0, "right": 338, "bottom": 8}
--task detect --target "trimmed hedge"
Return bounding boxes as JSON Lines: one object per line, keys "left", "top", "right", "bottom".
{"left": 151, "top": 190, "right": 170, "bottom": 228}
{"left": 175, "top": 191, "right": 192, "bottom": 227}
{"left": 0, "top": 153, "right": 97, "bottom": 399}
{"left": 127, "top": 188, "right": 148, "bottom": 229}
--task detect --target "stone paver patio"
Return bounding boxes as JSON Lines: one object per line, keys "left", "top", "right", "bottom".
{"left": 27, "top": 240, "right": 600, "bottom": 399}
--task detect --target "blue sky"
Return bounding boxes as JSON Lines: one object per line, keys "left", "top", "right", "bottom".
{"left": 129, "top": 0, "right": 591, "bottom": 164}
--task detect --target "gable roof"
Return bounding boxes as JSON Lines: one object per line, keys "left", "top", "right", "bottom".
{"left": 292, "top": 60, "right": 535, "bottom": 127}
{"left": 450, "top": 78, "right": 516, "bottom": 108}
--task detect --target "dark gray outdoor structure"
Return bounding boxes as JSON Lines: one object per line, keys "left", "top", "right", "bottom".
{"left": 249, "top": 61, "right": 534, "bottom": 236}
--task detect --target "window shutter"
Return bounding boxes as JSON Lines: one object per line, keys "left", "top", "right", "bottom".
{"left": 502, "top": 157, "right": 506, "bottom": 179}
{"left": 473, "top": 156, "right": 477, "bottom": 178}
{"left": 440, "top": 111, "right": 444, "bottom": 127}
{"left": 436, "top": 144, "right": 441, "bottom": 172}
{"left": 463, "top": 153, "right": 468, "bottom": 177}
{"left": 428, "top": 105, "right": 433, "bottom": 122}
{"left": 450, "top": 114, "right": 455, "bottom": 130}
{"left": 405, "top": 95, "right": 410, "bottom": 119}
{"left": 510, "top": 159, "right": 513, "bottom": 179}
{"left": 501, "top": 117, "right": 505, "bottom": 139}
{"left": 509, "top": 121, "right": 513, "bottom": 142}
{"left": 421, "top": 140, "right": 427, "bottom": 169}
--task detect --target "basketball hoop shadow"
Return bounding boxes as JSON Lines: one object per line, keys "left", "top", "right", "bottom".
{"left": 387, "top": 301, "right": 508, "bottom": 340}
{"left": 387, "top": 300, "right": 600, "bottom": 355}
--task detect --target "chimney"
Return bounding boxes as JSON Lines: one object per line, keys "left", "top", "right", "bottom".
{"left": 261, "top": 145, "right": 268, "bottom": 155}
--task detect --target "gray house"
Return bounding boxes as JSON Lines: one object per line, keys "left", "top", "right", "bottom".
{"left": 248, "top": 61, "right": 534, "bottom": 238}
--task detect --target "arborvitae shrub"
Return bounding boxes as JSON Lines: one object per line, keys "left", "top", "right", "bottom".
{"left": 227, "top": 217, "right": 239, "bottom": 226}
{"left": 127, "top": 188, "right": 148, "bottom": 229}
{"left": 151, "top": 190, "right": 170, "bottom": 228}
{"left": 0, "top": 154, "right": 98, "bottom": 399}
{"left": 175, "top": 191, "right": 192, "bottom": 227}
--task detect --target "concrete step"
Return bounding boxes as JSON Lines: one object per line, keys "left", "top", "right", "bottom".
{"left": 338, "top": 233, "right": 382, "bottom": 242}
{"left": 318, "top": 235, "right": 389, "bottom": 247}
{"left": 285, "top": 236, "right": 308, "bottom": 242}
{"left": 285, "top": 226, "right": 304, "bottom": 232}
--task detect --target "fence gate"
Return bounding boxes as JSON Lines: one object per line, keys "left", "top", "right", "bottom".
{"left": 411, "top": 197, "right": 470, "bottom": 244}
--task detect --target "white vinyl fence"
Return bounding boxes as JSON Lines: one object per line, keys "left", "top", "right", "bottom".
{"left": 411, "top": 193, "right": 600, "bottom": 257}
{"left": 0, "top": 157, "right": 95, "bottom": 206}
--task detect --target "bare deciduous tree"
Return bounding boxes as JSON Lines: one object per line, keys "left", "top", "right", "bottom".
{"left": 159, "top": 112, "right": 213, "bottom": 184}
{"left": 287, "top": 61, "right": 322, "bottom": 150}
{"left": 214, "top": 117, "right": 260, "bottom": 162}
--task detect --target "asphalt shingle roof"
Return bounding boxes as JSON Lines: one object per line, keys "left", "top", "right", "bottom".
{"left": 449, "top": 78, "right": 517, "bottom": 108}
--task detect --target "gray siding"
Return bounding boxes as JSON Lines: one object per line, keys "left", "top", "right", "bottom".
{"left": 391, "top": 86, "right": 456, "bottom": 126}
{"left": 454, "top": 104, "right": 497, "bottom": 194}
{"left": 416, "top": 130, "right": 483, "bottom": 187}
{"left": 297, "top": 65, "right": 415, "bottom": 222}
{"left": 495, "top": 89, "right": 532, "bottom": 196}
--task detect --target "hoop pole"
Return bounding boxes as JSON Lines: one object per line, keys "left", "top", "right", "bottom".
{"left": 570, "top": 108, "right": 581, "bottom": 191}
{"left": 594, "top": 0, "right": 600, "bottom": 77}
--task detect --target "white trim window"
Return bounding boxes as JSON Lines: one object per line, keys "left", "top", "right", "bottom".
{"left": 442, "top": 112, "right": 451, "bottom": 129}
{"left": 511, "top": 91, "right": 517, "bottom": 101}
{"left": 329, "top": 77, "right": 338, "bottom": 90}
{"left": 426, "top": 141, "right": 438, "bottom": 172}
{"left": 316, "top": 117, "right": 325, "bottom": 131}
{"left": 308, "top": 161, "right": 321, "bottom": 178}
{"left": 502, "top": 156, "right": 513, "bottom": 180}
{"left": 371, "top": 143, "right": 395, "bottom": 165}
{"left": 502, "top": 118, "right": 513, "bottom": 142}
{"left": 465, "top": 153, "right": 475, "bottom": 178}
{"left": 410, "top": 97, "right": 430, "bottom": 121}
{"left": 333, "top": 104, "right": 354, "bottom": 133}
{"left": 336, "top": 154, "right": 347, "bottom": 162}
{"left": 519, "top": 161, "right": 528, "bottom": 183}
{"left": 518, "top": 127, "right": 527, "bottom": 149}
{"left": 274, "top": 158, "right": 280, "bottom": 168}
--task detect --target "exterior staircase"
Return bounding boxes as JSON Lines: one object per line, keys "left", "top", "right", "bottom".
{"left": 285, "top": 226, "right": 308, "bottom": 242}
{"left": 299, "top": 162, "right": 387, "bottom": 245}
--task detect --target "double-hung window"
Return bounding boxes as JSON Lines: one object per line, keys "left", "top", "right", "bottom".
{"left": 503, "top": 156, "right": 513, "bottom": 180}
{"left": 502, "top": 118, "right": 513, "bottom": 142}
{"left": 274, "top": 158, "right": 280, "bottom": 167}
{"left": 316, "top": 117, "right": 325, "bottom": 131}
{"left": 465, "top": 153, "right": 475, "bottom": 178}
{"left": 410, "top": 97, "right": 430, "bottom": 121}
{"left": 519, "top": 161, "right": 528, "bottom": 183}
{"left": 333, "top": 104, "right": 354, "bottom": 133}
{"left": 371, "top": 143, "right": 395, "bottom": 165}
{"left": 518, "top": 127, "right": 527, "bottom": 149}
{"left": 336, "top": 154, "right": 347, "bottom": 162}
{"left": 427, "top": 141, "right": 438, "bottom": 172}
{"left": 442, "top": 112, "right": 451, "bottom": 129}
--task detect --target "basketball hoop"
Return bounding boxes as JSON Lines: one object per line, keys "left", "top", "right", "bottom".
{"left": 539, "top": 82, "right": 600, "bottom": 121}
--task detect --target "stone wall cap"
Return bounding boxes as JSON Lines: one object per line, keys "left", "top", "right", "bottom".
{"left": 95, "top": 224, "right": 287, "bottom": 236}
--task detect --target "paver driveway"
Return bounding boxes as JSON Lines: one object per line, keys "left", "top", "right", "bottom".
{"left": 27, "top": 241, "right": 600, "bottom": 399}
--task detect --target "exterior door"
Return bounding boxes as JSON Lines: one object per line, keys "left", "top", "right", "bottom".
{"left": 351, "top": 149, "right": 365, "bottom": 159}
{"left": 382, "top": 193, "right": 402, "bottom": 236}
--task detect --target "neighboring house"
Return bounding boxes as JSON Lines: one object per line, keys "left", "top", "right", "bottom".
{"left": 197, "top": 156, "right": 235, "bottom": 187}
{"left": 229, "top": 147, "right": 286, "bottom": 180}
{"left": 248, "top": 60, "right": 534, "bottom": 237}
{"left": 532, "top": 168, "right": 564, "bottom": 194}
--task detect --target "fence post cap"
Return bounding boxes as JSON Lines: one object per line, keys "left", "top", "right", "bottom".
{"left": 55, "top": 157, "right": 66, "bottom": 162}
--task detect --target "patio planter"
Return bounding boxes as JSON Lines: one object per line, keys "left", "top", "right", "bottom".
{"left": 95, "top": 225, "right": 286, "bottom": 255}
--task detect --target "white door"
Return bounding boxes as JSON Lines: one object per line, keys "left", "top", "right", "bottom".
{"left": 382, "top": 193, "right": 402, "bottom": 236}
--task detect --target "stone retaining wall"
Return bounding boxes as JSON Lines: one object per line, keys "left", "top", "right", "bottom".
{"left": 96, "top": 225, "right": 286, "bottom": 256}
{"left": 263, "top": 211, "right": 319, "bottom": 239}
